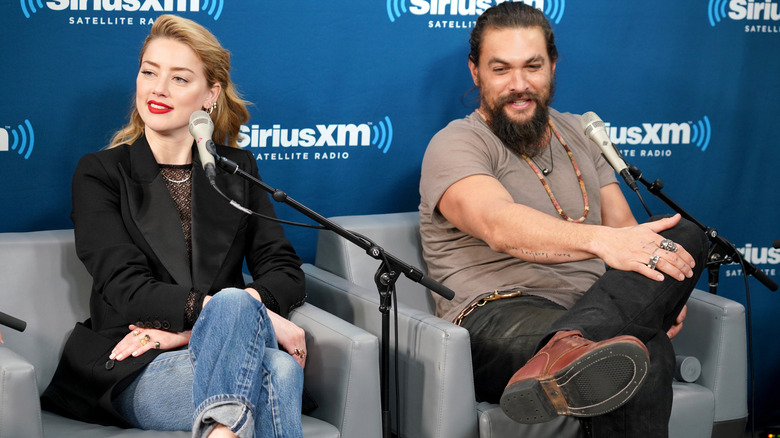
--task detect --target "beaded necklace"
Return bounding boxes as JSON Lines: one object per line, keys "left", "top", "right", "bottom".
{"left": 522, "top": 119, "right": 590, "bottom": 223}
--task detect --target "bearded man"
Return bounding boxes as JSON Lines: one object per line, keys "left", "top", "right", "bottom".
{"left": 418, "top": 3, "right": 707, "bottom": 437}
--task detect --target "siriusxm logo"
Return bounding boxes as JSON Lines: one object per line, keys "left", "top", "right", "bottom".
{"left": 606, "top": 116, "right": 712, "bottom": 151}
{"left": 386, "top": 0, "right": 564, "bottom": 25}
{"left": 0, "top": 120, "right": 35, "bottom": 160}
{"left": 724, "top": 242, "right": 780, "bottom": 278}
{"left": 708, "top": 0, "right": 780, "bottom": 26}
{"left": 737, "top": 243, "right": 780, "bottom": 265}
{"left": 21, "top": 0, "right": 225, "bottom": 20}
{"left": 238, "top": 117, "right": 394, "bottom": 154}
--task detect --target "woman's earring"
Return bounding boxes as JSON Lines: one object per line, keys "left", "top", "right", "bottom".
{"left": 206, "top": 101, "right": 216, "bottom": 115}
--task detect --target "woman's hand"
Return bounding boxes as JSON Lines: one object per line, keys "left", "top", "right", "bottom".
{"left": 267, "top": 310, "right": 307, "bottom": 369}
{"left": 241, "top": 287, "right": 307, "bottom": 368}
{"left": 109, "top": 325, "right": 191, "bottom": 361}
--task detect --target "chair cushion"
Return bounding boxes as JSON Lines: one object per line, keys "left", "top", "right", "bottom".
{"left": 668, "top": 382, "right": 715, "bottom": 438}
{"left": 476, "top": 403, "right": 584, "bottom": 438}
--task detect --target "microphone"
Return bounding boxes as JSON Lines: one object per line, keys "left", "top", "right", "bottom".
{"left": 189, "top": 110, "right": 217, "bottom": 184}
{"left": 580, "top": 111, "right": 639, "bottom": 192}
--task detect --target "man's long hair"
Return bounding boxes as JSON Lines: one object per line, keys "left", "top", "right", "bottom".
{"left": 469, "top": 2, "right": 558, "bottom": 66}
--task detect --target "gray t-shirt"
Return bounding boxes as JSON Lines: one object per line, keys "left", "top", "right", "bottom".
{"left": 419, "top": 108, "right": 618, "bottom": 323}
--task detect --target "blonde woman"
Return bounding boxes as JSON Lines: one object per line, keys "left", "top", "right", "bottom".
{"left": 42, "top": 15, "right": 306, "bottom": 438}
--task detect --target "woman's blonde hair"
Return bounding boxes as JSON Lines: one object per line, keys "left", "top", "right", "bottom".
{"left": 108, "top": 14, "right": 250, "bottom": 149}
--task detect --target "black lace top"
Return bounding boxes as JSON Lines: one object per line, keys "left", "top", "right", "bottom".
{"left": 159, "top": 164, "right": 204, "bottom": 329}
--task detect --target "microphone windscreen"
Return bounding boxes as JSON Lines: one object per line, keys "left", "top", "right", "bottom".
{"left": 189, "top": 110, "right": 214, "bottom": 138}
{"left": 580, "top": 111, "right": 603, "bottom": 137}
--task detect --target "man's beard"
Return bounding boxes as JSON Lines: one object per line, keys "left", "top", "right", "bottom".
{"left": 482, "top": 81, "right": 555, "bottom": 158}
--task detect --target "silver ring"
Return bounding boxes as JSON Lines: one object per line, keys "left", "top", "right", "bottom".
{"left": 648, "top": 255, "right": 660, "bottom": 270}
{"left": 659, "top": 239, "right": 678, "bottom": 253}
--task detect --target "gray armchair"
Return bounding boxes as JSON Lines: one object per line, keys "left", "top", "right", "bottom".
{"left": 0, "top": 229, "right": 382, "bottom": 438}
{"left": 303, "top": 211, "right": 748, "bottom": 438}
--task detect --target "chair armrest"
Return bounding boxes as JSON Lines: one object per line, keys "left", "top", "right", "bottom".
{"left": 303, "top": 264, "right": 480, "bottom": 438}
{"left": 673, "top": 289, "right": 747, "bottom": 423}
{"left": 0, "top": 346, "right": 45, "bottom": 438}
{"left": 289, "top": 302, "right": 381, "bottom": 438}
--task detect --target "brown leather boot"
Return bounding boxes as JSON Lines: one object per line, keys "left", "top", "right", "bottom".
{"left": 499, "top": 330, "right": 649, "bottom": 424}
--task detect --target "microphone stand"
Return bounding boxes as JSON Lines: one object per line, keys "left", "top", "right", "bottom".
{"left": 628, "top": 165, "right": 778, "bottom": 294}
{"left": 213, "top": 154, "right": 455, "bottom": 438}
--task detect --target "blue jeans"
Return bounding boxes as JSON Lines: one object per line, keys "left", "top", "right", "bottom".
{"left": 113, "top": 288, "right": 304, "bottom": 438}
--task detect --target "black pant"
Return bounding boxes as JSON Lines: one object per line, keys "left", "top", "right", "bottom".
{"left": 461, "top": 217, "right": 708, "bottom": 438}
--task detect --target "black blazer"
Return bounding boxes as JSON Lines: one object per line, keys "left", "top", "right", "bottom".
{"left": 41, "top": 136, "right": 305, "bottom": 427}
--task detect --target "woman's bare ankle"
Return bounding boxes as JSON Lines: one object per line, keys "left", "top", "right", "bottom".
{"left": 207, "top": 424, "right": 237, "bottom": 438}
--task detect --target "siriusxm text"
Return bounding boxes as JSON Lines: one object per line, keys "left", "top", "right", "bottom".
{"left": 728, "top": 0, "right": 780, "bottom": 20}
{"left": 46, "top": 0, "right": 198, "bottom": 12}
{"left": 605, "top": 122, "right": 692, "bottom": 145}
{"left": 409, "top": 0, "right": 541, "bottom": 16}
{"left": 238, "top": 124, "right": 372, "bottom": 148}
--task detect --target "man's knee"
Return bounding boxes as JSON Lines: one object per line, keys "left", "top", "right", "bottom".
{"left": 674, "top": 219, "right": 707, "bottom": 262}
{"left": 652, "top": 215, "right": 708, "bottom": 263}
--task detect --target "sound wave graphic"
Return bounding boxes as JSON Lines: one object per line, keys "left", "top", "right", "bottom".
{"left": 690, "top": 116, "right": 711, "bottom": 152}
{"left": 0, "top": 120, "right": 35, "bottom": 160}
{"left": 20, "top": 0, "right": 43, "bottom": 18}
{"left": 387, "top": 0, "right": 408, "bottom": 22}
{"left": 371, "top": 117, "right": 394, "bottom": 154}
{"left": 201, "top": 0, "right": 224, "bottom": 20}
{"left": 544, "top": 0, "right": 565, "bottom": 25}
{"left": 708, "top": 0, "right": 728, "bottom": 27}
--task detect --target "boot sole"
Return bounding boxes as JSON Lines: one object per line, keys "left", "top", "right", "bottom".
{"left": 499, "top": 341, "right": 649, "bottom": 424}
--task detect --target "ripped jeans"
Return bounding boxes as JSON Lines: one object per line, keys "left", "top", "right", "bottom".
{"left": 113, "top": 288, "right": 304, "bottom": 438}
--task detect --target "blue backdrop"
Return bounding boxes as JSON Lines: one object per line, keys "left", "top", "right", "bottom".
{"left": 2, "top": 0, "right": 778, "bottom": 430}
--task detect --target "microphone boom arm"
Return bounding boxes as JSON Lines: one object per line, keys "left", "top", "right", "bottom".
{"left": 213, "top": 154, "right": 454, "bottom": 301}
